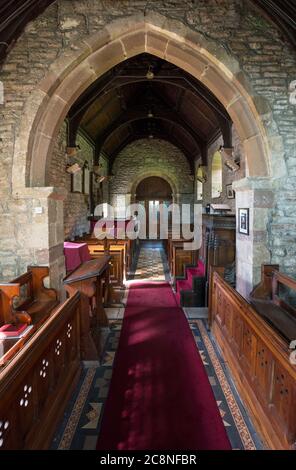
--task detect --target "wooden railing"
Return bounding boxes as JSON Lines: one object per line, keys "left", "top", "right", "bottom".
{"left": 0, "top": 291, "right": 81, "bottom": 450}
{"left": 210, "top": 270, "right": 296, "bottom": 450}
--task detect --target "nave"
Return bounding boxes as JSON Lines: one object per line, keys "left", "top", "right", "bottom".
{"left": 1, "top": 0, "right": 296, "bottom": 454}
{"left": 51, "top": 243, "right": 261, "bottom": 451}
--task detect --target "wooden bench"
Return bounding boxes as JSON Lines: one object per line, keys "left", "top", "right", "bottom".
{"left": 168, "top": 238, "right": 197, "bottom": 279}
{"left": 210, "top": 266, "right": 296, "bottom": 450}
{"left": 75, "top": 235, "right": 134, "bottom": 281}
{"left": 0, "top": 290, "right": 81, "bottom": 449}
{"left": 77, "top": 239, "right": 125, "bottom": 287}
{"left": 64, "top": 257, "right": 110, "bottom": 360}
{"left": 250, "top": 264, "right": 296, "bottom": 343}
{"left": 0, "top": 266, "right": 58, "bottom": 328}
{"left": 92, "top": 245, "right": 124, "bottom": 287}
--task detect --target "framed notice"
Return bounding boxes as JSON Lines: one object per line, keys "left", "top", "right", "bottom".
{"left": 238, "top": 208, "right": 249, "bottom": 235}
{"left": 71, "top": 169, "right": 83, "bottom": 193}
{"left": 226, "top": 184, "right": 235, "bottom": 199}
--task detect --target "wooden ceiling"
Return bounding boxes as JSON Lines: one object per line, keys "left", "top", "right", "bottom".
{"left": 67, "top": 53, "right": 232, "bottom": 170}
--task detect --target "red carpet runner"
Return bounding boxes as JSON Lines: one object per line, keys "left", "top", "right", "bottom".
{"left": 97, "top": 281, "right": 231, "bottom": 450}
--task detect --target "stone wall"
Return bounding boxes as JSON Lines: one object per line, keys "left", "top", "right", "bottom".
{"left": 50, "top": 122, "right": 95, "bottom": 239}
{"left": 198, "top": 128, "right": 246, "bottom": 213}
{"left": 0, "top": 0, "right": 295, "bottom": 290}
{"left": 109, "top": 138, "right": 194, "bottom": 215}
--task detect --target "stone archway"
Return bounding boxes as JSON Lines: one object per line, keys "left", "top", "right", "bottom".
{"left": 12, "top": 13, "right": 284, "bottom": 191}
{"left": 135, "top": 176, "right": 173, "bottom": 200}
{"left": 11, "top": 12, "right": 284, "bottom": 294}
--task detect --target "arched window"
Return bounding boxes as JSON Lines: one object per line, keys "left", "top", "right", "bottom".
{"left": 211, "top": 151, "right": 222, "bottom": 199}
{"left": 196, "top": 167, "right": 203, "bottom": 201}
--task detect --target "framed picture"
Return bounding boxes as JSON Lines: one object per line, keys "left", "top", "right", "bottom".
{"left": 71, "top": 169, "right": 83, "bottom": 193}
{"left": 83, "top": 165, "right": 90, "bottom": 195}
{"left": 238, "top": 208, "right": 249, "bottom": 235}
{"left": 226, "top": 184, "right": 235, "bottom": 199}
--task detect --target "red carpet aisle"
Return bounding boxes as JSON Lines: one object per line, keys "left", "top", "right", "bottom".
{"left": 97, "top": 281, "right": 231, "bottom": 450}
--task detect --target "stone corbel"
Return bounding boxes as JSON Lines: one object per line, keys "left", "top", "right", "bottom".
{"left": 219, "top": 146, "right": 240, "bottom": 172}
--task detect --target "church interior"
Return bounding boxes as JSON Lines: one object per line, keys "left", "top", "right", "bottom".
{"left": 0, "top": 0, "right": 296, "bottom": 452}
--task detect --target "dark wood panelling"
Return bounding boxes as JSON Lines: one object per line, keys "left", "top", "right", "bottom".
{"left": 0, "top": 292, "right": 81, "bottom": 450}
{"left": 210, "top": 270, "right": 296, "bottom": 450}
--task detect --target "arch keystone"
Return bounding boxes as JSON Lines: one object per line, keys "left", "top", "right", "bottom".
{"left": 146, "top": 30, "right": 169, "bottom": 57}
{"left": 121, "top": 30, "right": 146, "bottom": 58}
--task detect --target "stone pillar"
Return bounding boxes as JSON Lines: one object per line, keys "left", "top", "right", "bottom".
{"left": 233, "top": 177, "right": 274, "bottom": 299}
{"left": 9, "top": 186, "right": 67, "bottom": 295}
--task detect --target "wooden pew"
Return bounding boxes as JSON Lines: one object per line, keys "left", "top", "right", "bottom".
{"left": 80, "top": 218, "right": 136, "bottom": 274}
{"left": 75, "top": 235, "right": 133, "bottom": 282}
{"left": 77, "top": 239, "right": 125, "bottom": 287}
{"left": 0, "top": 266, "right": 58, "bottom": 327}
{"left": 109, "top": 238, "right": 134, "bottom": 273}
{"left": 87, "top": 243, "right": 124, "bottom": 287}
{"left": 250, "top": 264, "right": 296, "bottom": 342}
{"left": 168, "top": 238, "right": 197, "bottom": 279}
{"left": 209, "top": 267, "right": 296, "bottom": 450}
{"left": 64, "top": 256, "right": 110, "bottom": 360}
{"left": 0, "top": 290, "right": 81, "bottom": 450}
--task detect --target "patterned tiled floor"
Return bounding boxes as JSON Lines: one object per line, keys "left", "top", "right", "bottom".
{"left": 51, "top": 321, "right": 122, "bottom": 450}
{"left": 51, "top": 243, "right": 264, "bottom": 450}
{"left": 51, "top": 318, "right": 263, "bottom": 450}
{"left": 128, "top": 241, "right": 170, "bottom": 281}
{"left": 191, "top": 320, "right": 263, "bottom": 450}
{"left": 134, "top": 248, "right": 165, "bottom": 280}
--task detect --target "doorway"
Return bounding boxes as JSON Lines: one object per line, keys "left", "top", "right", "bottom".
{"left": 135, "top": 176, "right": 173, "bottom": 239}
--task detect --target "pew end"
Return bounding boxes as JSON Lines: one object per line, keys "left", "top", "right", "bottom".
{"left": 250, "top": 264, "right": 280, "bottom": 300}
{"left": 0, "top": 266, "right": 58, "bottom": 328}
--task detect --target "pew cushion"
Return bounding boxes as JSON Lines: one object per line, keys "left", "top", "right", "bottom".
{"left": 64, "top": 242, "right": 91, "bottom": 272}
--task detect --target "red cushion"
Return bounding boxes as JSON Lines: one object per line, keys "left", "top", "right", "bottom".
{"left": 64, "top": 242, "right": 91, "bottom": 272}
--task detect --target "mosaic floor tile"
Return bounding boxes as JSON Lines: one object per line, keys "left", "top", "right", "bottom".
{"left": 128, "top": 241, "right": 170, "bottom": 281}
{"left": 51, "top": 245, "right": 264, "bottom": 451}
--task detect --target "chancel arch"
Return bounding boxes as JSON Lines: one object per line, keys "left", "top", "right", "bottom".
{"left": 14, "top": 14, "right": 279, "bottom": 191}
{"left": 8, "top": 12, "right": 287, "bottom": 294}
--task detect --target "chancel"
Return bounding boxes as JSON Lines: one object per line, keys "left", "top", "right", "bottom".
{"left": 0, "top": 0, "right": 296, "bottom": 453}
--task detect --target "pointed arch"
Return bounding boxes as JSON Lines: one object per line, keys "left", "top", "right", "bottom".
{"left": 11, "top": 12, "right": 278, "bottom": 194}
